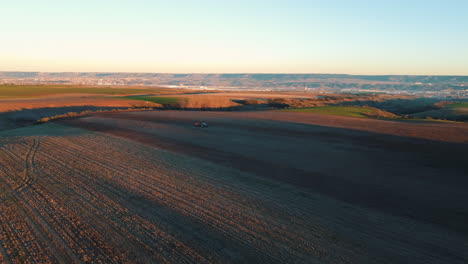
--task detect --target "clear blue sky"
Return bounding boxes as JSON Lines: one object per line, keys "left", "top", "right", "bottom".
{"left": 1, "top": 0, "right": 467, "bottom": 74}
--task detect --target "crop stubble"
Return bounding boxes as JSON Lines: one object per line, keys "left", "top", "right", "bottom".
{"left": 0, "top": 129, "right": 335, "bottom": 263}
{"left": 0, "top": 111, "right": 467, "bottom": 263}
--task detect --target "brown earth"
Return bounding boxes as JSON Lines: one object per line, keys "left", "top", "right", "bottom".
{"left": 0, "top": 97, "right": 160, "bottom": 112}
{"left": 59, "top": 110, "right": 468, "bottom": 262}
{"left": 1, "top": 109, "right": 467, "bottom": 263}
{"left": 83, "top": 110, "right": 468, "bottom": 142}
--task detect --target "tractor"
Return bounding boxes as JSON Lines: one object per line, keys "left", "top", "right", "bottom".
{"left": 193, "top": 121, "right": 208, "bottom": 128}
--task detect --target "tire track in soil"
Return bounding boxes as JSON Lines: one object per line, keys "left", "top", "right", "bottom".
{"left": 0, "top": 139, "right": 27, "bottom": 202}
{"left": 0, "top": 137, "right": 40, "bottom": 202}
{"left": 17, "top": 138, "right": 40, "bottom": 193}
{"left": 0, "top": 137, "right": 82, "bottom": 263}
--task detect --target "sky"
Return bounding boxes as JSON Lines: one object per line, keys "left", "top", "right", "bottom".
{"left": 1, "top": 0, "right": 467, "bottom": 75}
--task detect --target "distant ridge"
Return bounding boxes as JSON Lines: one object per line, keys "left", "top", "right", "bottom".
{"left": 1, "top": 72, "right": 468, "bottom": 83}
{"left": 1, "top": 72, "right": 467, "bottom": 96}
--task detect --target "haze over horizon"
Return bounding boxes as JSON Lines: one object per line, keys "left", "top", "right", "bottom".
{"left": 2, "top": 0, "right": 467, "bottom": 75}
{"left": 2, "top": 71, "right": 468, "bottom": 77}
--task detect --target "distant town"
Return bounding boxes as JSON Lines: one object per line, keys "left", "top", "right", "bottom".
{"left": 1, "top": 72, "right": 467, "bottom": 98}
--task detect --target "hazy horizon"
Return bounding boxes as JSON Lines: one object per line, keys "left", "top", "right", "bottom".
{"left": 2, "top": 71, "right": 468, "bottom": 77}
{"left": 2, "top": 0, "right": 467, "bottom": 75}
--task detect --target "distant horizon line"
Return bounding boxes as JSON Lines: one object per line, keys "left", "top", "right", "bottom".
{"left": 1, "top": 71, "right": 467, "bottom": 77}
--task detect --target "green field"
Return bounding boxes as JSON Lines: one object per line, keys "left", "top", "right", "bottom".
{"left": 396, "top": 117, "right": 460, "bottom": 123}
{"left": 121, "top": 96, "right": 182, "bottom": 105}
{"left": 0, "top": 85, "right": 162, "bottom": 98}
{"left": 446, "top": 102, "right": 468, "bottom": 108}
{"left": 280, "top": 106, "right": 381, "bottom": 118}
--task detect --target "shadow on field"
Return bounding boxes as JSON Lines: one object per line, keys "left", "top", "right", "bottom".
{"left": 62, "top": 112, "right": 468, "bottom": 238}
{"left": 0, "top": 105, "right": 277, "bottom": 132}
{"left": 0, "top": 106, "right": 133, "bottom": 131}
{"left": 94, "top": 176, "right": 274, "bottom": 263}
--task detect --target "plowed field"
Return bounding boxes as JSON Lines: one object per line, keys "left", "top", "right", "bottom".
{"left": 1, "top": 110, "right": 467, "bottom": 263}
